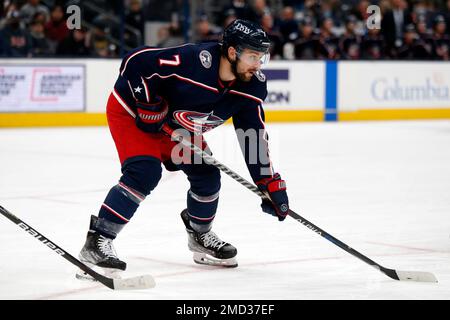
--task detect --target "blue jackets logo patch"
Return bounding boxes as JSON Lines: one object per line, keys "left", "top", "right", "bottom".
{"left": 173, "top": 110, "right": 224, "bottom": 135}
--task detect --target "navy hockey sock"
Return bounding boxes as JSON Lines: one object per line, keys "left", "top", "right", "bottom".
{"left": 97, "top": 158, "right": 162, "bottom": 237}
{"left": 186, "top": 189, "right": 219, "bottom": 228}
{"left": 97, "top": 183, "right": 144, "bottom": 236}
{"left": 181, "top": 162, "right": 221, "bottom": 228}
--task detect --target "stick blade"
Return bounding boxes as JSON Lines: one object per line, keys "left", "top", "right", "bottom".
{"left": 113, "top": 274, "right": 156, "bottom": 290}
{"left": 396, "top": 271, "right": 438, "bottom": 283}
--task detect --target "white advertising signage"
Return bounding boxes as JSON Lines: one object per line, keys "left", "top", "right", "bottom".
{"left": 0, "top": 65, "right": 85, "bottom": 112}
{"left": 263, "top": 61, "right": 324, "bottom": 110}
{"left": 339, "top": 62, "right": 450, "bottom": 110}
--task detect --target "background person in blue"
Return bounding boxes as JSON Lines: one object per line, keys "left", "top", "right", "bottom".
{"left": 77, "top": 19, "right": 289, "bottom": 280}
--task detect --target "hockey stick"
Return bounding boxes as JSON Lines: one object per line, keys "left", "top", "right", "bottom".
{"left": 0, "top": 205, "right": 155, "bottom": 290}
{"left": 163, "top": 124, "right": 438, "bottom": 283}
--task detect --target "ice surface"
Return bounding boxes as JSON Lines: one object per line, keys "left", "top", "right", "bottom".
{"left": 0, "top": 121, "right": 449, "bottom": 299}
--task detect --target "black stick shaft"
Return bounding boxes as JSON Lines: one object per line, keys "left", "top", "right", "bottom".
{"left": 164, "top": 126, "right": 399, "bottom": 281}
{"left": 0, "top": 205, "right": 115, "bottom": 289}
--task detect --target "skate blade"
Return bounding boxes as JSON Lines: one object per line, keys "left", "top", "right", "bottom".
{"left": 193, "top": 252, "right": 238, "bottom": 268}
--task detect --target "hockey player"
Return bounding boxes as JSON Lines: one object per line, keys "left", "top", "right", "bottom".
{"left": 77, "top": 19, "right": 289, "bottom": 279}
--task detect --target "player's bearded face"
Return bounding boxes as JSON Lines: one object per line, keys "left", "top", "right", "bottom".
{"left": 231, "top": 49, "right": 267, "bottom": 82}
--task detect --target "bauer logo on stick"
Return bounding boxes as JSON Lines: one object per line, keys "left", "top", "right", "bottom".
{"left": 18, "top": 222, "right": 66, "bottom": 255}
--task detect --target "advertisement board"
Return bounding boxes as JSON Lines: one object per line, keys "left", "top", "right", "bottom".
{"left": 338, "top": 62, "right": 450, "bottom": 111}
{"left": 263, "top": 61, "right": 324, "bottom": 111}
{"left": 0, "top": 65, "right": 85, "bottom": 112}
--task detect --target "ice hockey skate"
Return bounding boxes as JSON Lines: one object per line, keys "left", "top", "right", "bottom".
{"left": 76, "top": 215, "right": 127, "bottom": 281}
{"left": 181, "top": 209, "right": 238, "bottom": 268}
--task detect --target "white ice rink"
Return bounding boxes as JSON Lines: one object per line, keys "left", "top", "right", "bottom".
{"left": 0, "top": 121, "right": 449, "bottom": 300}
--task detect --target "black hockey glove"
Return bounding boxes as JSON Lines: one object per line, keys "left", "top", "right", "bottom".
{"left": 135, "top": 96, "right": 168, "bottom": 133}
{"left": 256, "top": 173, "right": 289, "bottom": 221}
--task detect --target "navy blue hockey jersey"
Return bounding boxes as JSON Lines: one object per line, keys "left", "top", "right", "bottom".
{"left": 112, "top": 42, "right": 274, "bottom": 182}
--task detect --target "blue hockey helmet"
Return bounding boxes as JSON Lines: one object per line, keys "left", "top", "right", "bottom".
{"left": 221, "top": 19, "right": 271, "bottom": 56}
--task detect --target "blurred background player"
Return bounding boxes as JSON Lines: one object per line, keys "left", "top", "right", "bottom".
{"left": 381, "top": 0, "right": 413, "bottom": 56}
{"left": 76, "top": 19, "right": 289, "bottom": 280}
{"left": 360, "top": 26, "right": 386, "bottom": 60}
{"left": 339, "top": 15, "right": 362, "bottom": 60}
{"left": 431, "top": 15, "right": 450, "bottom": 60}
{"left": 396, "top": 23, "right": 431, "bottom": 59}
{"left": 294, "top": 16, "right": 319, "bottom": 59}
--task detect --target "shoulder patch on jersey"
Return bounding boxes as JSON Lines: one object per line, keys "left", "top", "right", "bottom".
{"left": 255, "top": 70, "right": 266, "bottom": 82}
{"left": 199, "top": 50, "right": 212, "bottom": 69}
